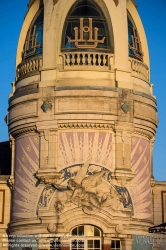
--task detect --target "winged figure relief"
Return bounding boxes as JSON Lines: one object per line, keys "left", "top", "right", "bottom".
{"left": 64, "top": 161, "right": 123, "bottom": 214}
{"left": 39, "top": 161, "right": 125, "bottom": 214}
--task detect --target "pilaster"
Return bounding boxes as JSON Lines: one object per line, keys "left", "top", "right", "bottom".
{"left": 121, "top": 238, "right": 133, "bottom": 250}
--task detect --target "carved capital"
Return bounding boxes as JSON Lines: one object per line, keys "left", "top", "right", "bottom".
{"left": 35, "top": 170, "right": 63, "bottom": 186}
{"left": 7, "top": 176, "right": 14, "bottom": 192}
{"left": 111, "top": 169, "right": 135, "bottom": 186}
{"left": 150, "top": 178, "right": 156, "bottom": 187}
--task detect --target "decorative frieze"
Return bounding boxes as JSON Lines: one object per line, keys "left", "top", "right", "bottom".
{"left": 58, "top": 123, "right": 113, "bottom": 129}
{"left": 56, "top": 96, "right": 117, "bottom": 114}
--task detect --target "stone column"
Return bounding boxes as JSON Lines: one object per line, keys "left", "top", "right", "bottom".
{"left": 112, "top": 124, "right": 134, "bottom": 186}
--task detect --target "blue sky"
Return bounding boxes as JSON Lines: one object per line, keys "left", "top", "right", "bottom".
{"left": 0, "top": 0, "right": 166, "bottom": 181}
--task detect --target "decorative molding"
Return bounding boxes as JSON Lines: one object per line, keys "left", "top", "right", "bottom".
{"left": 111, "top": 169, "right": 135, "bottom": 186}
{"left": 10, "top": 126, "right": 37, "bottom": 138}
{"left": 0, "top": 190, "right": 5, "bottom": 224}
{"left": 9, "top": 88, "right": 39, "bottom": 103}
{"left": 9, "top": 100, "right": 38, "bottom": 124}
{"left": 58, "top": 123, "right": 113, "bottom": 129}
{"left": 56, "top": 96, "right": 117, "bottom": 114}
{"left": 47, "top": 222, "right": 56, "bottom": 233}
{"left": 55, "top": 85, "right": 118, "bottom": 92}
{"left": 35, "top": 170, "right": 63, "bottom": 187}
{"left": 41, "top": 101, "right": 52, "bottom": 113}
{"left": 134, "top": 101, "right": 157, "bottom": 124}
{"left": 134, "top": 128, "right": 154, "bottom": 139}
{"left": 121, "top": 103, "right": 130, "bottom": 113}
{"left": 133, "top": 90, "right": 156, "bottom": 103}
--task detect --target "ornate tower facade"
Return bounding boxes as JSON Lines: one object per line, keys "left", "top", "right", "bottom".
{"left": 7, "top": 0, "right": 158, "bottom": 249}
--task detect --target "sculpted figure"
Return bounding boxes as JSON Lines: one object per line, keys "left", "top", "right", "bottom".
{"left": 40, "top": 161, "right": 125, "bottom": 214}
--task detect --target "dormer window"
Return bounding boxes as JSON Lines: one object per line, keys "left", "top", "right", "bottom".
{"left": 22, "top": 7, "right": 44, "bottom": 61}
{"left": 128, "top": 12, "right": 143, "bottom": 61}
{"left": 62, "top": 0, "right": 111, "bottom": 52}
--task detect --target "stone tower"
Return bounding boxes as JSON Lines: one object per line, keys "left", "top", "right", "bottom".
{"left": 7, "top": 0, "right": 158, "bottom": 249}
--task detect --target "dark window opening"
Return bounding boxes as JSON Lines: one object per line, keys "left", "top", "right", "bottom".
{"left": 62, "top": 0, "right": 111, "bottom": 53}
{"left": 128, "top": 12, "right": 143, "bottom": 61}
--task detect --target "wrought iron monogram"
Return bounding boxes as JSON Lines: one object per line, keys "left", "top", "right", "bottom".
{"left": 67, "top": 18, "right": 106, "bottom": 49}
{"left": 23, "top": 25, "right": 41, "bottom": 59}
{"left": 129, "top": 27, "right": 143, "bottom": 60}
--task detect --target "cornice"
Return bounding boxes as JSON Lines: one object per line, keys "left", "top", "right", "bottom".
{"left": 134, "top": 128, "right": 154, "bottom": 140}
{"left": 10, "top": 126, "right": 37, "bottom": 139}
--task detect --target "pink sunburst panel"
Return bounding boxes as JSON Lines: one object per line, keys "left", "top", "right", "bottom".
{"left": 58, "top": 132, "right": 113, "bottom": 171}
{"left": 129, "top": 136, "right": 152, "bottom": 220}
{"left": 12, "top": 135, "right": 41, "bottom": 220}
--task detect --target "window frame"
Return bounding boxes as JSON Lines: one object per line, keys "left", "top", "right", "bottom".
{"left": 111, "top": 239, "right": 121, "bottom": 250}
{"left": 22, "top": 6, "right": 44, "bottom": 61}
{"left": 70, "top": 225, "right": 102, "bottom": 250}
{"left": 127, "top": 11, "right": 143, "bottom": 61}
{"left": 61, "top": 0, "right": 111, "bottom": 53}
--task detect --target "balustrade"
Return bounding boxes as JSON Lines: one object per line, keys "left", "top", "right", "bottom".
{"left": 129, "top": 58, "right": 149, "bottom": 81}
{"left": 16, "top": 56, "right": 42, "bottom": 80}
{"left": 63, "top": 52, "right": 112, "bottom": 68}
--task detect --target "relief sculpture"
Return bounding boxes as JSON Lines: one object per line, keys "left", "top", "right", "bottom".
{"left": 38, "top": 161, "right": 133, "bottom": 215}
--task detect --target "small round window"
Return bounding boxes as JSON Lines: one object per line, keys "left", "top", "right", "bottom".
{"left": 62, "top": 0, "right": 111, "bottom": 52}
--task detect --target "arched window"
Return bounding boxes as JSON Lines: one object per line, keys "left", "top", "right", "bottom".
{"left": 62, "top": 0, "right": 111, "bottom": 52}
{"left": 128, "top": 12, "right": 143, "bottom": 61}
{"left": 22, "top": 6, "right": 44, "bottom": 61}
{"left": 71, "top": 225, "right": 102, "bottom": 250}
